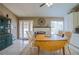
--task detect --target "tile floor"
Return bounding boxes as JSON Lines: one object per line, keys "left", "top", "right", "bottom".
{"left": 0, "top": 40, "right": 29, "bottom": 55}
{"left": 0, "top": 39, "right": 79, "bottom": 55}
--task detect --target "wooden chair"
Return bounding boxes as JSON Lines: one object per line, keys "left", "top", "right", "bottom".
{"left": 26, "top": 31, "right": 36, "bottom": 54}
{"left": 64, "top": 32, "right": 72, "bottom": 39}
{"left": 57, "top": 31, "right": 64, "bottom": 36}
{"left": 64, "top": 32, "right": 72, "bottom": 54}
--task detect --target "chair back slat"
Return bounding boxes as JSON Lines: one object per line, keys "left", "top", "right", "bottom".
{"left": 26, "top": 31, "right": 35, "bottom": 47}
{"left": 64, "top": 32, "right": 72, "bottom": 39}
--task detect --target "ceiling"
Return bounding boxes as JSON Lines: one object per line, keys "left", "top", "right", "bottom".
{"left": 3, "top": 3, "right": 78, "bottom": 17}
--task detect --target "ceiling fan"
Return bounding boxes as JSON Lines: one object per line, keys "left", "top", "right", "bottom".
{"left": 40, "top": 3, "right": 53, "bottom": 7}
{"left": 40, "top": 3, "right": 45, "bottom": 7}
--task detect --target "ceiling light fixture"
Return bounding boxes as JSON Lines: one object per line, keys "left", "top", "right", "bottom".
{"left": 46, "top": 3, "right": 53, "bottom": 7}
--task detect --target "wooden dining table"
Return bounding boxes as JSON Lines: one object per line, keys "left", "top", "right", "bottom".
{"left": 34, "top": 34, "right": 68, "bottom": 55}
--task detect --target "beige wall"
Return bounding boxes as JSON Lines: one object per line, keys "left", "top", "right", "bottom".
{"left": 0, "top": 4, "right": 18, "bottom": 39}
{"left": 18, "top": 17, "right": 64, "bottom": 28}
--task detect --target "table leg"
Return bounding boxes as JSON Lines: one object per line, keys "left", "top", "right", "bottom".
{"left": 38, "top": 46, "right": 40, "bottom": 55}
{"left": 62, "top": 47, "right": 65, "bottom": 55}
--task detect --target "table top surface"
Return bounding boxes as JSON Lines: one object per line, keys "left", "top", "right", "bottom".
{"left": 35, "top": 34, "right": 68, "bottom": 41}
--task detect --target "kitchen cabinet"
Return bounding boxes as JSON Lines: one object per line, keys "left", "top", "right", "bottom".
{"left": 67, "top": 12, "right": 79, "bottom": 32}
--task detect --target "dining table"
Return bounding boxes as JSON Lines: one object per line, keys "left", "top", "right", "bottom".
{"left": 34, "top": 34, "right": 68, "bottom": 55}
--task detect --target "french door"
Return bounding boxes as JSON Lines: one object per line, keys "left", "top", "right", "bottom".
{"left": 19, "top": 20, "right": 33, "bottom": 39}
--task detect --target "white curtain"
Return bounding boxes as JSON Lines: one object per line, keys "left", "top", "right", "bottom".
{"left": 51, "top": 20, "right": 63, "bottom": 34}
{"left": 19, "top": 20, "right": 33, "bottom": 39}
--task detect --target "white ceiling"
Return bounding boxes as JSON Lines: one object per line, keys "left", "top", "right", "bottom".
{"left": 3, "top": 3, "right": 78, "bottom": 17}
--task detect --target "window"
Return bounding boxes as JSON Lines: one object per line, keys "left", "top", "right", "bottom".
{"left": 51, "top": 20, "right": 63, "bottom": 34}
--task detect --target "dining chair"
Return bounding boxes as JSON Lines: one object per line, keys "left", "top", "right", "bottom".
{"left": 26, "top": 31, "right": 37, "bottom": 54}
{"left": 64, "top": 32, "right": 72, "bottom": 39}
{"left": 57, "top": 31, "right": 64, "bottom": 36}
{"left": 64, "top": 32, "right": 72, "bottom": 54}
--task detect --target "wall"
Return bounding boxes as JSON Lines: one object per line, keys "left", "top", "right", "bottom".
{"left": 0, "top": 4, "right": 18, "bottom": 39}
{"left": 64, "top": 14, "right": 73, "bottom": 32}
{"left": 18, "top": 17, "right": 64, "bottom": 28}
{"left": 64, "top": 14, "right": 69, "bottom": 31}
{"left": 64, "top": 13, "right": 78, "bottom": 32}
